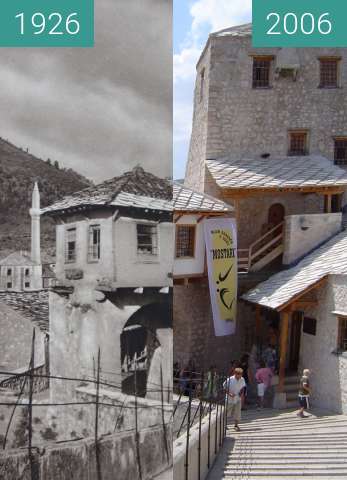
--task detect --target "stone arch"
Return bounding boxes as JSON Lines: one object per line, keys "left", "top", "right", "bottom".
{"left": 120, "top": 302, "right": 172, "bottom": 399}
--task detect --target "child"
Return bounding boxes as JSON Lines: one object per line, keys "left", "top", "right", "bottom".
{"left": 255, "top": 360, "right": 273, "bottom": 409}
{"left": 298, "top": 369, "right": 311, "bottom": 418}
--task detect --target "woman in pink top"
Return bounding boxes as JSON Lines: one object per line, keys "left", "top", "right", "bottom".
{"left": 255, "top": 360, "right": 273, "bottom": 408}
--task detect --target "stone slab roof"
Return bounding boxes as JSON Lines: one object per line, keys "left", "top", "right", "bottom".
{"left": 242, "top": 230, "right": 347, "bottom": 310}
{"left": 206, "top": 155, "right": 347, "bottom": 191}
{"left": 0, "top": 251, "right": 36, "bottom": 267}
{"left": 0, "top": 291, "right": 49, "bottom": 332}
{"left": 42, "top": 166, "right": 172, "bottom": 215}
{"left": 173, "top": 182, "right": 233, "bottom": 213}
{"left": 212, "top": 23, "right": 252, "bottom": 38}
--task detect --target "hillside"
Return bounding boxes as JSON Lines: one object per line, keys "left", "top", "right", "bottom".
{"left": 0, "top": 137, "right": 92, "bottom": 259}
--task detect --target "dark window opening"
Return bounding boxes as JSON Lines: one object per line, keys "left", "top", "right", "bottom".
{"left": 338, "top": 317, "right": 347, "bottom": 351}
{"left": 303, "top": 317, "right": 317, "bottom": 336}
{"left": 199, "top": 68, "right": 205, "bottom": 102}
{"left": 252, "top": 58, "right": 272, "bottom": 88}
{"left": 25, "top": 268, "right": 30, "bottom": 276}
{"left": 7, "top": 282, "right": 12, "bottom": 289}
{"left": 65, "top": 228, "right": 77, "bottom": 263}
{"left": 88, "top": 225, "right": 101, "bottom": 261}
{"left": 7, "top": 268, "right": 12, "bottom": 276}
{"left": 334, "top": 139, "right": 347, "bottom": 165}
{"left": 25, "top": 282, "right": 30, "bottom": 288}
{"left": 289, "top": 131, "right": 308, "bottom": 156}
{"left": 176, "top": 225, "right": 196, "bottom": 258}
{"left": 137, "top": 224, "right": 158, "bottom": 255}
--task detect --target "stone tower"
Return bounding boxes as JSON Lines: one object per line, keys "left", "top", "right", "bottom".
{"left": 30, "top": 182, "right": 41, "bottom": 265}
{"left": 185, "top": 23, "right": 347, "bottom": 192}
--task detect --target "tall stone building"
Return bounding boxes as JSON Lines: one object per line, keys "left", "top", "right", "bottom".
{"left": 180, "top": 23, "right": 347, "bottom": 411}
{"left": 186, "top": 23, "right": 347, "bottom": 192}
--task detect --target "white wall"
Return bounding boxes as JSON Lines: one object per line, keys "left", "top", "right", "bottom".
{"left": 299, "top": 275, "right": 347, "bottom": 414}
{"left": 55, "top": 211, "right": 173, "bottom": 289}
{"left": 173, "top": 215, "right": 205, "bottom": 277}
{"left": 283, "top": 213, "right": 342, "bottom": 265}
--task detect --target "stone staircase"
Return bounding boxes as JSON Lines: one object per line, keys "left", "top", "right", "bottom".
{"left": 207, "top": 408, "right": 347, "bottom": 479}
{"left": 282, "top": 374, "right": 300, "bottom": 408}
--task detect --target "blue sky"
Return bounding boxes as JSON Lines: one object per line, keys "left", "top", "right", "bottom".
{"left": 173, "top": 0, "right": 252, "bottom": 179}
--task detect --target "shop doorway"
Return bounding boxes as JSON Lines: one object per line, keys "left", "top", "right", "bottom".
{"left": 289, "top": 311, "right": 303, "bottom": 372}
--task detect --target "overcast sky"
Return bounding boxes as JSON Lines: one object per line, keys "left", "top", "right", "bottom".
{"left": 174, "top": 0, "right": 251, "bottom": 179}
{"left": 0, "top": 0, "right": 172, "bottom": 182}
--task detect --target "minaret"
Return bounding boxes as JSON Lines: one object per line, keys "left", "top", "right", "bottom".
{"left": 30, "top": 182, "right": 41, "bottom": 265}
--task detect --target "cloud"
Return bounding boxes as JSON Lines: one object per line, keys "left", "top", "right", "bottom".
{"left": 0, "top": 0, "right": 172, "bottom": 182}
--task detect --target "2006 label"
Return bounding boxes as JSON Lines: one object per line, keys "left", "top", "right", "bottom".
{"left": 267, "top": 12, "right": 332, "bottom": 36}
{"left": 15, "top": 12, "right": 80, "bottom": 36}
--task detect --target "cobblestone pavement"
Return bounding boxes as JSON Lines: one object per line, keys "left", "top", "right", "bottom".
{"left": 207, "top": 408, "right": 347, "bottom": 479}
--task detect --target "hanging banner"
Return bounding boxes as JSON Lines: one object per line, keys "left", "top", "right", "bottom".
{"left": 204, "top": 218, "right": 237, "bottom": 337}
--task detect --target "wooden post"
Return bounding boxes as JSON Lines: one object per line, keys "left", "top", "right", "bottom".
{"left": 255, "top": 305, "right": 261, "bottom": 339}
{"left": 325, "top": 194, "right": 332, "bottom": 213}
{"left": 278, "top": 310, "right": 290, "bottom": 392}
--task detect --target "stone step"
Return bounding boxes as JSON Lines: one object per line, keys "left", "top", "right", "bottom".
{"left": 232, "top": 446, "right": 347, "bottom": 452}
{"left": 222, "top": 475, "right": 347, "bottom": 479}
{"left": 227, "top": 458, "right": 347, "bottom": 465}
{"left": 223, "top": 466, "right": 347, "bottom": 473}
{"left": 227, "top": 453, "right": 347, "bottom": 459}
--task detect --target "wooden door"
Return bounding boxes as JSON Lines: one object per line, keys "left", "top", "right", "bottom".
{"left": 268, "top": 203, "right": 285, "bottom": 227}
{"left": 289, "top": 311, "right": 303, "bottom": 372}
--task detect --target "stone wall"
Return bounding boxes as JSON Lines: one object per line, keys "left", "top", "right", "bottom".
{"left": 174, "top": 283, "right": 244, "bottom": 372}
{"left": 186, "top": 34, "right": 347, "bottom": 190}
{"left": 299, "top": 275, "right": 347, "bottom": 413}
{"left": 283, "top": 213, "right": 342, "bottom": 265}
{"left": 0, "top": 423, "right": 172, "bottom": 480}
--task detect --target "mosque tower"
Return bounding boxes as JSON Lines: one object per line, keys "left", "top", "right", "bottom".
{"left": 30, "top": 182, "right": 41, "bottom": 265}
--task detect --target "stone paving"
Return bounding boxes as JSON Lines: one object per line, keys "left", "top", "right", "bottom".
{"left": 207, "top": 408, "right": 347, "bottom": 479}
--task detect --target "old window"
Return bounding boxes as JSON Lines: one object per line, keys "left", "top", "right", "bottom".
{"left": 7, "top": 268, "right": 12, "bottom": 276}
{"left": 137, "top": 224, "right": 158, "bottom": 255}
{"left": 65, "top": 227, "right": 77, "bottom": 263}
{"left": 88, "top": 225, "right": 101, "bottom": 261}
{"left": 319, "top": 58, "right": 340, "bottom": 88}
{"left": 25, "top": 282, "right": 30, "bottom": 288}
{"left": 334, "top": 138, "right": 347, "bottom": 165}
{"left": 176, "top": 225, "right": 196, "bottom": 258}
{"left": 337, "top": 317, "right": 347, "bottom": 351}
{"left": 252, "top": 57, "right": 273, "bottom": 88}
{"left": 25, "top": 268, "right": 30, "bottom": 276}
{"left": 288, "top": 131, "right": 308, "bottom": 156}
{"left": 199, "top": 68, "right": 205, "bottom": 102}
{"left": 7, "top": 282, "right": 12, "bottom": 289}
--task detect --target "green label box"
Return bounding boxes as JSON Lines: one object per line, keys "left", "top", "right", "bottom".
{"left": 253, "top": 0, "right": 347, "bottom": 47}
{"left": 0, "top": 0, "right": 94, "bottom": 47}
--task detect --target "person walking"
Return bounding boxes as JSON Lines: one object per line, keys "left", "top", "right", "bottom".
{"left": 223, "top": 367, "right": 246, "bottom": 432}
{"left": 255, "top": 360, "right": 273, "bottom": 409}
{"left": 240, "top": 354, "right": 251, "bottom": 409}
{"left": 298, "top": 369, "right": 311, "bottom": 417}
{"left": 204, "top": 365, "right": 218, "bottom": 400}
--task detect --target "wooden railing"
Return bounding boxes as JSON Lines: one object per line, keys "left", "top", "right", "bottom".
{"left": 238, "top": 222, "right": 284, "bottom": 273}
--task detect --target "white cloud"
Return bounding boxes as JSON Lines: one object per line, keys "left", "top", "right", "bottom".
{"left": 173, "top": 0, "right": 252, "bottom": 178}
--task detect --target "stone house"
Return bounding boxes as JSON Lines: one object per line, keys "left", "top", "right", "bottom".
{"left": 42, "top": 166, "right": 173, "bottom": 403}
{"left": 183, "top": 22, "right": 347, "bottom": 402}
{"left": 173, "top": 182, "right": 236, "bottom": 370}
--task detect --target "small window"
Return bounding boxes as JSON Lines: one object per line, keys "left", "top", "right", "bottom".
{"left": 334, "top": 138, "right": 347, "bottom": 165}
{"left": 25, "top": 282, "right": 30, "bottom": 288}
{"left": 7, "top": 268, "right": 12, "bottom": 276}
{"left": 288, "top": 131, "right": 308, "bottom": 156}
{"left": 303, "top": 317, "right": 317, "bottom": 336}
{"left": 199, "top": 68, "right": 205, "bottom": 102}
{"left": 319, "top": 58, "right": 339, "bottom": 88}
{"left": 137, "top": 224, "right": 158, "bottom": 255}
{"left": 7, "top": 282, "right": 12, "bottom": 289}
{"left": 252, "top": 57, "right": 272, "bottom": 88}
{"left": 25, "top": 268, "right": 30, "bottom": 276}
{"left": 88, "top": 225, "right": 101, "bottom": 261}
{"left": 176, "top": 225, "right": 196, "bottom": 258}
{"left": 65, "top": 227, "right": 77, "bottom": 263}
{"left": 338, "top": 317, "right": 347, "bottom": 351}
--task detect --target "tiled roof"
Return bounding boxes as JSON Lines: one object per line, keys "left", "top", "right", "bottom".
{"left": 0, "top": 251, "right": 36, "bottom": 267}
{"left": 206, "top": 155, "right": 347, "bottom": 190}
{"left": 212, "top": 23, "right": 252, "bottom": 38}
{"left": 42, "top": 166, "right": 172, "bottom": 215}
{"left": 242, "top": 230, "right": 347, "bottom": 310}
{"left": 173, "top": 182, "right": 233, "bottom": 212}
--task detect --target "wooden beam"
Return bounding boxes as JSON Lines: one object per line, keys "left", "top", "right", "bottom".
{"left": 222, "top": 186, "right": 345, "bottom": 199}
{"left": 291, "top": 300, "right": 318, "bottom": 310}
{"left": 173, "top": 214, "right": 183, "bottom": 223}
{"left": 277, "top": 276, "right": 327, "bottom": 312}
{"left": 278, "top": 310, "right": 290, "bottom": 392}
{"left": 325, "top": 194, "right": 332, "bottom": 213}
{"left": 255, "top": 305, "right": 261, "bottom": 338}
